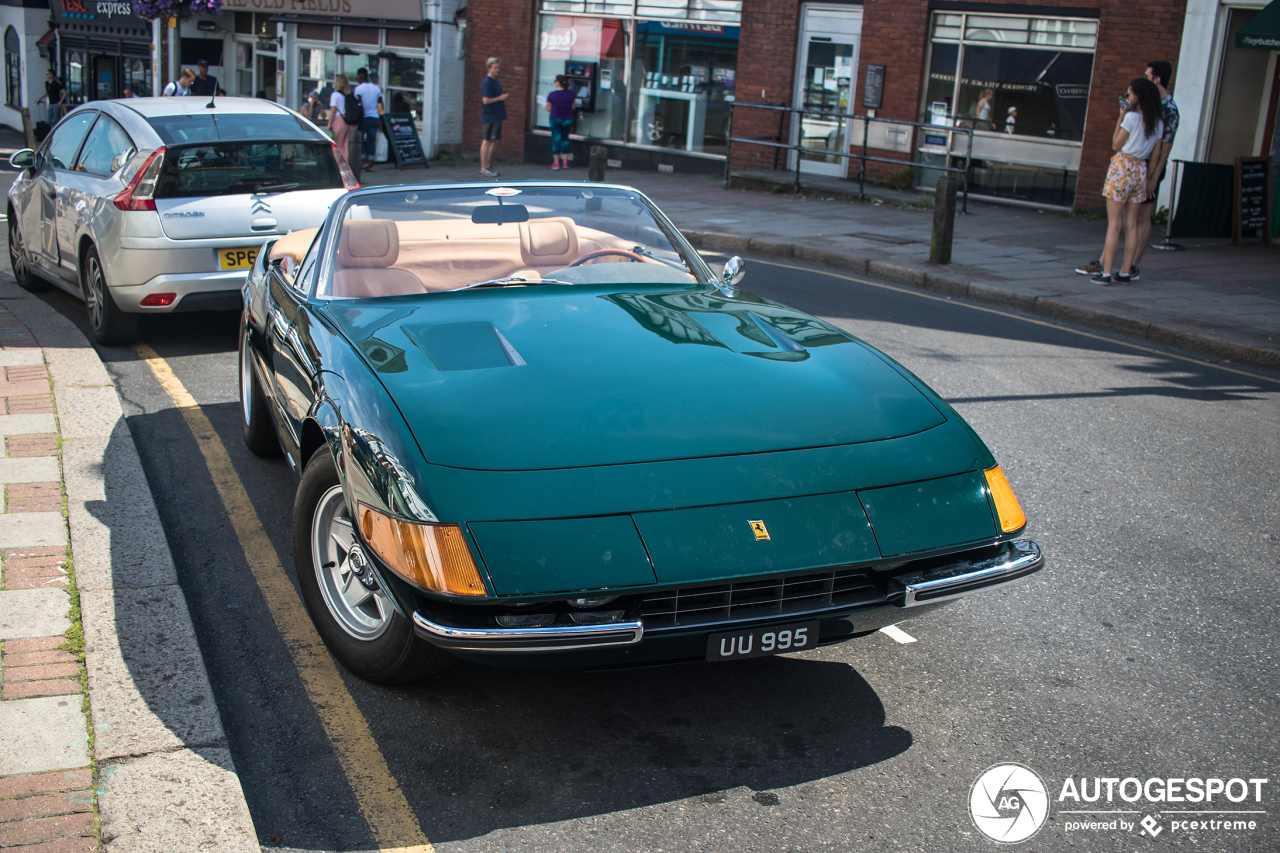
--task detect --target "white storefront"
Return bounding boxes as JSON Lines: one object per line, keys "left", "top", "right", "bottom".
{"left": 169, "top": 0, "right": 464, "bottom": 158}
{"left": 1166, "top": 0, "right": 1279, "bottom": 208}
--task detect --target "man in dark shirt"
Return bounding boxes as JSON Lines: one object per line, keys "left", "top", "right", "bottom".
{"left": 479, "top": 57, "right": 509, "bottom": 178}
{"left": 189, "top": 60, "right": 218, "bottom": 97}
{"left": 37, "top": 71, "right": 65, "bottom": 126}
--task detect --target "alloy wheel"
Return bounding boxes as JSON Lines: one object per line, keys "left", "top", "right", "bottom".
{"left": 8, "top": 220, "right": 27, "bottom": 284}
{"left": 310, "top": 485, "right": 392, "bottom": 640}
{"left": 85, "top": 254, "right": 106, "bottom": 332}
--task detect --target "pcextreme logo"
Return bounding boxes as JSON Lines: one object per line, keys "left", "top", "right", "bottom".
{"left": 970, "top": 764, "right": 1270, "bottom": 844}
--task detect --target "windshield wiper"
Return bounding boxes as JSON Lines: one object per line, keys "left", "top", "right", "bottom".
{"left": 631, "top": 245, "right": 689, "bottom": 271}
{"left": 451, "top": 276, "right": 570, "bottom": 291}
{"left": 253, "top": 182, "right": 301, "bottom": 194}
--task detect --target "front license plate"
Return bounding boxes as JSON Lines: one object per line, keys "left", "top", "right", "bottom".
{"left": 706, "top": 621, "right": 819, "bottom": 662}
{"left": 219, "top": 247, "right": 259, "bottom": 270}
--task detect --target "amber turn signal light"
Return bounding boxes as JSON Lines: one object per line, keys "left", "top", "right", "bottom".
{"left": 357, "top": 504, "right": 487, "bottom": 596}
{"left": 983, "top": 466, "right": 1026, "bottom": 533}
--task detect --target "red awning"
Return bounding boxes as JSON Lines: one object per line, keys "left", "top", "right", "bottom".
{"left": 37, "top": 30, "right": 55, "bottom": 47}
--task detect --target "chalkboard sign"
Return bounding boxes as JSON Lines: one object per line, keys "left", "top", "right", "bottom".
{"left": 1234, "top": 156, "right": 1271, "bottom": 244}
{"left": 382, "top": 112, "right": 429, "bottom": 170}
{"left": 863, "top": 64, "right": 885, "bottom": 110}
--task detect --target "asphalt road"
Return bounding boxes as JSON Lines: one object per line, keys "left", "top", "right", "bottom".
{"left": 26, "top": 253, "right": 1280, "bottom": 853}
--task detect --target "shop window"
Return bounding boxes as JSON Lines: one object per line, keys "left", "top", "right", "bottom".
{"left": 535, "top": 17, "right": 629, "bottom": 140}
{"left": 66, "top": 51, "right": 86, "bottom": 104}
{"left": 4, "top": 27, "right": 19, "bottom": 108}
{"left": 925, "top": 12, "right": 1096, "bottom": 139}
{"left": 387, "top": 55, "right": 424, "bottom": 119}
{"left": 385, "top": 28, "right": 424, "bottom": 49}
{"left": 125, "top": 58, "right": 151, "bottom": 97}
{"left": 339, "top": 54, "right": 380, "bottom": 86}
{"left": 300, "top": 47, "right": 335, "bottom": 102}
{"left": 235, "top": 42, "right": 253, "bottom": 96}
{"left": 341, "top": 27, "right": 379, "bottom": 45}
{"left": 631, "top": 21, "right": 736, "bottom": 153}
{"left": 298, "top": 24, "right": 334, "bottom": 41}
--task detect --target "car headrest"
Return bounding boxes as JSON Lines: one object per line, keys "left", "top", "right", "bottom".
{"left": 339, "top": 219, "right": 400, "bottom": 268}
{"left": 518, "top": 217, "right": 579, "bottom": 267}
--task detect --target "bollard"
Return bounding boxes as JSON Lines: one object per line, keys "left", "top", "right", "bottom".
{"left": 588, "top": 145, "right": 607, "bottom": 182}
{"left": 346, "top": 133, "right": 362, "bottom": 183}
{"left": 930, "top": 175, "right": 958, "bottom": 264}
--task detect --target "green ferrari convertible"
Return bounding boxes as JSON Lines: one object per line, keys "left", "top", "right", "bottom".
{"left": 239, "top": 182, "right": 1043, "bottom": 683}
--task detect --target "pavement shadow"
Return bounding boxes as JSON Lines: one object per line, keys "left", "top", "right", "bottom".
{"left": 375, "top": 654, "right": 911, "bottom": 843}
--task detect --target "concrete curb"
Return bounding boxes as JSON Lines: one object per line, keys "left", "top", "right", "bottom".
{"left": 0, "top": 284, "right": 260, "bottom": 852}
{"left": 682, "top": 229, "right": 1280, "bottom": 372}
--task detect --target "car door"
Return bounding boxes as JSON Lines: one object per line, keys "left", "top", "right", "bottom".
{"left": 30, "top": 111, "right": 97, "bottom": 278}
{"left": 265, "top": 233, "right": 323, "bottom": 460}
{"left": 65, "top": 114, "right": 136, "bottom": 282}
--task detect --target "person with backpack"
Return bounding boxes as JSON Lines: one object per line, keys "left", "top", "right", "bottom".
{"left": 329, "top": 74, "right": 355, "bottom": 165}
{"left": 163, "top": 69, "right": 194, "bottom": 96}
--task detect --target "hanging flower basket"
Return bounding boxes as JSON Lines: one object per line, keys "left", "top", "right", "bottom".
{"left": 131, "top": 0, "right": 222, "bottom": 20}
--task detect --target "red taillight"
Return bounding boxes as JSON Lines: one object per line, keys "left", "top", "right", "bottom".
{"left": 114, "top": 147, "right": 166, "bottom": 211}
{"left": 140, "top": 293, "right": 177, "bottom": 307}
{"left": 333, "top": 143, "right": 360, "bottom": 190}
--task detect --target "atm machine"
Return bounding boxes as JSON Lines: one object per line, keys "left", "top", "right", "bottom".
{"left": 564, "top": 61, "right": 597, "bottom": 113}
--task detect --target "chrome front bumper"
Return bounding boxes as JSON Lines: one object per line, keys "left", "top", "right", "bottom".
{"left": 412, "top": 612, "right": 645, "bottom": 652}
{"left": 891, "top": 539, "right": 1043, "bottom": 607}
{"left": 412, "top": 539, "right": 1043, "bottom": 653}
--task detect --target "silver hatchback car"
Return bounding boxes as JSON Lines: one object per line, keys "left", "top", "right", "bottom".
{"left": 6, "top": 97, "right": 357, "bottom": 344}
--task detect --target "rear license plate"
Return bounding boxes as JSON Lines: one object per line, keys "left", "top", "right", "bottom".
{"left": 219, "top": 248, "right": 259, "bottom": 270}
{"left": 706, "top": 621, "right": 819, "bottom": 662}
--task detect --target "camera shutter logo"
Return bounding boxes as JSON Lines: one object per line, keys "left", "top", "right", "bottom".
{"left": 969, "top": 764, "right": 1049, "bottom": 843}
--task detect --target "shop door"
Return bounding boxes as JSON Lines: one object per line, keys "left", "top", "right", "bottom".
{"left": 94, "top": 56, "right": 117, "bottom": 100}
{"left": 791, "top": 6, "right": 862, "bottom": 178}
{"left": 257, "top": 55, "right": 277, "bottom": 101}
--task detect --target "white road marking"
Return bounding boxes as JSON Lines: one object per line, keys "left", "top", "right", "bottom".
{"left": 879, "top": 624, "right": 918, "bottom": 644}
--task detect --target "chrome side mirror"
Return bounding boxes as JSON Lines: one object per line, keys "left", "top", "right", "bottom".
{"left": 8, "top": 148, "right": 34, "bottom": 169}
{"left": 716, "top": 256, "right": 745, "bottom": 296}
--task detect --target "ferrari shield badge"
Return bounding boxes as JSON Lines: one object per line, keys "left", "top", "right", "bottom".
{"left": 749, "top": 520, "right": 770, "bottom": 541}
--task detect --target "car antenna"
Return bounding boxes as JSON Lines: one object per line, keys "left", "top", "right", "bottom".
{"left": 206, "top": 89, "right": 216, "bottom": 109}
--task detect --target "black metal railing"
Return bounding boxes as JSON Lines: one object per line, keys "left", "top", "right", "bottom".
{"left": 723, "top": 102, "right": 974, "bottom": 213}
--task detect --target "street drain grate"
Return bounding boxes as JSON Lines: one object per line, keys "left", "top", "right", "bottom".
{"left": 847, "top": 232, "right": 918, "bottom": 245}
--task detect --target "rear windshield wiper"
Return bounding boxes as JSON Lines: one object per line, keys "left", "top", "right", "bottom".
{"left": 253, "top": 182, "right": 301, "bottom": 194}
{"left": 451, "top": 276, "right": 570, "bottom": 291}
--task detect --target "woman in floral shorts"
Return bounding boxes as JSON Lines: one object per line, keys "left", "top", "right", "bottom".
{"left": 1096, "top": 78, "right": 1164, "bottom": 284}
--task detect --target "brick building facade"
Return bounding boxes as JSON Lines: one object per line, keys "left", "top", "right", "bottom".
{"left": 464, "top": 0, "right": 1186, "bottom": 210}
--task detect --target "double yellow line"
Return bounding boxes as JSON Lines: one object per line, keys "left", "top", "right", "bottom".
{"left": 136, "top": 343, "right": 433, "bottom": 853}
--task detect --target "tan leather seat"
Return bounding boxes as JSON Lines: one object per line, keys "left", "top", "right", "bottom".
{"left": 518, "top": 217, "right": 580, "bottom": 268}
{"left": 333, "top": 219, "right": 426, "bottom": 298}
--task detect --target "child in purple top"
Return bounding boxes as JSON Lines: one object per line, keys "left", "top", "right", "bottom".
{"left": 544, "top": 76, "right": 577, "bottom": 169}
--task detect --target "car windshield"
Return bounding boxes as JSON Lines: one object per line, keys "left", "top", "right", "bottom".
{"left": 153, "top": 142, "right": 344, "bottom": 199}
{"left": 318, "top": 185, "right": 704, "bottom": 298}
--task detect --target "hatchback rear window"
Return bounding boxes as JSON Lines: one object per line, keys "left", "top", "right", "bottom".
{"left": 144, "top": 113, "right": 321, "bottom": 145}
{"left": 154, "top": 141, "right": 344, "bottom": 199}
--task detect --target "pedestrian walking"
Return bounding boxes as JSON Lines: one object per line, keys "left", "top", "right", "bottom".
{"left": 353, "top": 68, "right": 383, "bottom": 170}
{"left": 1003, "top": 105, "right": 1017, "bottom": 134}
{"left": 1091, "top": 78, "right": 1164, "bottom": 285}
{"left": 544, "top": 75, "right": 576, "bottom": 170}
{"left": 163, "top": 69, "right": 195, "bottom": 96}
{"left": 36, "top": 71, "right": 66, "bottom": 126}
{"left": 1130, "top": 60, "right": 1179, "bottom": 276}
{"left": 189, "top": 59, "right": 218, "bottom": 97}
{"left": 479, "top": 57, "right": 509, "bottom": 178}
{"left": 974, "top": 88, "right": 995, "bottom": 131}
{"left": 329, "top": 74, "right": 354, "bottom": 165}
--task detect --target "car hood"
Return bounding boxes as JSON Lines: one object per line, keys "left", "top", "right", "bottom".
{"left": 322, "top": 284, "right": 948, "bottom": 471}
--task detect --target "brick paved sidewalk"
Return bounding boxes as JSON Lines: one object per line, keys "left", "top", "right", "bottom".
{"left": 0, "top": 302, "right": 99, "bottom": 851}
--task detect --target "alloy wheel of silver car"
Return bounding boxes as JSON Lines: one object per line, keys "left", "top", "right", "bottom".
{"left": 310, "top": 485, "right": 392, "bottom": 641}
{"left": 85, "top": 254, "right": 106, "bottom": 332}
{"left": 8, "top": 219, "right": 28, "bottom": 286}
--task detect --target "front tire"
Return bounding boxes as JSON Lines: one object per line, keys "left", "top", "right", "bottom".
{"left": 8, "top": 216, "right": 45, "bottom": 292}
{"left": 239, "top": 319, "right": 280, "bottom": 457}
{"left": 82, "top": 245, "right": 138, "bottom": 346}
{"left": 292, "top": 451, "right": 453, "bottom": 684}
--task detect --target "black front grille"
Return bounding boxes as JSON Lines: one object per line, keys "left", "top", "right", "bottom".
{"left": 638, "top": 568, "right": 884, "bottom": 630}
